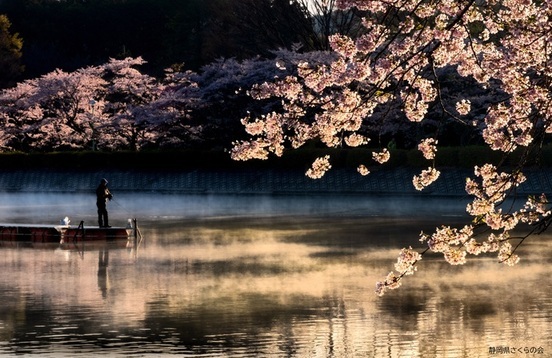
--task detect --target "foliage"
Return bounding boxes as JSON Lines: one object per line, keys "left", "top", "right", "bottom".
{"left": 0, "top": 14, "right": 24, "bottom": 89}
{"left": 0, "top": 0, "right": 322, "bottom": 78}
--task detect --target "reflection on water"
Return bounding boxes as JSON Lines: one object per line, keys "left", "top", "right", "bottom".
{"left": 0, "top": 193, "right": 549, "bottom": 357}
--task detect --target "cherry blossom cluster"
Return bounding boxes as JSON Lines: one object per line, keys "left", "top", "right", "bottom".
{"left": 0, "top": 52, "right": 306, "bottom": 152}
{"left": 417, "top": 138, "right": 438, "bottom": 160}
{"left": 464, "top": 164, "right": 529, "bottom": 232}
{"left": 228, "top": 0, "right": 552, "bottom": 296}
{"left": 377, "top": 165, "right": 552, "bottom": 296}
{"left": 371, "top": 148, "right": 390, "bottom": 164}
{"left": 306, "top": 155, "right": 332, "bottom": 179}
{"left": 455, "top": 100, "right": 471, "bottom": 116}
{"left": 412, "top": 167, "right": 441, "bottom": 191}
{"left": 375, "top": 246, "right": 422, "bottom": 294}
{"left": 0, "top": 57, "right": 199, "bottom": 151}
{"left": 357, "top": 164, "right": 370, "bottom": 176}
{"left": 232, "top": 0, "right": 552, "bottom": 178}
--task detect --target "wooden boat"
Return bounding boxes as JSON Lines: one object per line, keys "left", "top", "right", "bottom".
{"left": 0, "top": 219, "right": 141, "bottom": 249}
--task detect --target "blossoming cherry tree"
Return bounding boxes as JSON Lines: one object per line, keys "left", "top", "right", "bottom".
{"left": 230, "top": 0, "right": 552, "bottom": 296}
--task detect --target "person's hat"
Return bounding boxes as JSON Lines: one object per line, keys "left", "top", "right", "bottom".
{"left": 101, "top": 178, "right": 108, "bottom": 184}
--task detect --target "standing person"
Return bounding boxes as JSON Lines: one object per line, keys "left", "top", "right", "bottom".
{"left": 96, "top": 178, "right": 113, "bottom": 227}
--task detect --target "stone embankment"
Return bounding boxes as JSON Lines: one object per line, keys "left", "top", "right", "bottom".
{"left": 0, "top": 167, "right": 551, "bottom": 196}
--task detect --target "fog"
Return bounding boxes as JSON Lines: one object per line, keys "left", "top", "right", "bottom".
{"left": 0, "top": 191, "right": 471, "bottom": 225}
{"left": 0, "top": 191, "right": 549, "bottom": 357}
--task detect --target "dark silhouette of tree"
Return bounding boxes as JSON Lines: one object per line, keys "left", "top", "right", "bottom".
{"left": 203, "top": 0, "right": 317, "bottom": 56}
{"left": 0, "top": 14, "right": 24, "bottom": 89}
{"left": 299, "top": 0, "right": 368, "bottom": 50}
{"left": 0, "top": 0, "right": 325, "bottom": 78}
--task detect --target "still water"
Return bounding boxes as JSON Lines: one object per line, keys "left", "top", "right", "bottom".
{"left": 0, "top": 192, "right": 549, "bottom": 357}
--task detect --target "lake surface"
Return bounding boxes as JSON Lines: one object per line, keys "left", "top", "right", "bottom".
{"left": 0, "top": 193, "right": 549, "bottom": 357}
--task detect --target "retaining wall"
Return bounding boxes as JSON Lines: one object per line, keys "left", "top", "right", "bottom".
{"left": 0, "top": 167, "right": 551, "bottom": 196}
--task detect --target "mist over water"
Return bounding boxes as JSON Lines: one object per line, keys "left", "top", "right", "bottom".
{"left": 0, "top": 192, "right": 470, "bottom": 225}
{"left": 0, "top": 192, "right": 549, "bottom": 357}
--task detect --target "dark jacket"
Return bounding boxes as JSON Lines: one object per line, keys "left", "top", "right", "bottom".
{"left": 96, "top": 183, "right": 113, "bottom": 205}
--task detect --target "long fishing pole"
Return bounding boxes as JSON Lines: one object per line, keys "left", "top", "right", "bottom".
{"left": 109, "top": 196, "right": 133, "bottom": 217}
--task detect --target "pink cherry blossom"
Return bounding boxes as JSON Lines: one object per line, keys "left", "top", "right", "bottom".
{"left": 412, "top": 167, "right": 440, "bottom": 191}
{"left": 225, "top": 0, "right": 552, "bottom": 296}
{"left": 418, "top": 138, "right": 438, "bottom": 160}
{"left": 455, "top": 99, "right": 471, "bottom": 116}
{"left": 357, "top": 165, "right": 370, "bottom": 176}
{"left": 305, "top": 155, "right": 332, "bottom": 179}
{"left": 372, "top": 148, "right": 390, "bottom": 164}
